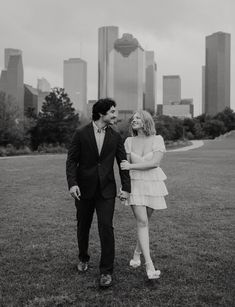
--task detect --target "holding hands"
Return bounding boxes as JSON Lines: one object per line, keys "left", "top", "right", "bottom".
{"left": 120, "top": 160, "right": 131, "bottom": 170}
{"left": 118, "top": 188, "right": 129, "bottom": 205}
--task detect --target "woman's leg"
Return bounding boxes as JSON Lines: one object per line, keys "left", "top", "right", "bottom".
{"left": 132, "top": 207, "right": 154, "bottom": 259}
{"left": 131, "top": 205, "right": 155, "bottom": 271}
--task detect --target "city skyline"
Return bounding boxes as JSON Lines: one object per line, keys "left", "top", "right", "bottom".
{"left": 0, "top": 0, "right": 234, "bottom": 116}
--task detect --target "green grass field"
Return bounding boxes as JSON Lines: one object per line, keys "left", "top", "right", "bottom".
{"left": 0, "top": 135, "right": 234, "bottom": 307}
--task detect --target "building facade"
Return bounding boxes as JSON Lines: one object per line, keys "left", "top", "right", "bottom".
{"left": 24, "top": 84, "right": 38, "bottom": 115}
{"left": 202, "top": 65, "right": 205, "bottom": 114}
{"left": 205, "top": 32, "right": 231, "bottom": 115}
{"left": 0, "top": 49, "right": 24, "bottom": 118}
{"left": 4, "top": 48, "right": 22, "bottom": 69}
{"left": 98, "top": 26, "right": 119, "bottom": 98}
{"left": 163, "top": 75, "right": 181, "bottom": 105}
{"left": 108, "top": 33, "right": 145, "bottom": 119}
{"left": 145, "top": 51, "right": 156, "bottom": 113}
{"left": 63, "top": 58, "right": 87, "bottom": 115}
{"left": 37, "top": 77, "right": 51, "bottom": 92}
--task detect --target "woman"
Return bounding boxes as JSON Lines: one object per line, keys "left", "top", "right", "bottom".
{"left": 120, "top": 110, "right": 168, "bottom": 280}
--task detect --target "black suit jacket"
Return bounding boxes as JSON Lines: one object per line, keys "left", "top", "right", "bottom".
{"left": 66, "top": 122, "right": 131, "bottom": 199}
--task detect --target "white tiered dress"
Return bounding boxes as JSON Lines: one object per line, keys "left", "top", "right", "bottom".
{"left": 124, "top": 135, "right": 168, "bottom": 210}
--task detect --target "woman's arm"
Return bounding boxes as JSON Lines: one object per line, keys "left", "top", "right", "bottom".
{"left": 121, "top": 151, "right": 164, "bottom": 171}
{"left": 126, "top": 153, "right": 131, "bottom": 163}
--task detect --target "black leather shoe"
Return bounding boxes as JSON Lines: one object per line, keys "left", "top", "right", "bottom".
{"left": 99, "top": 274, "right": 112, "bottom": 288}
{"left": 77, "top": 261, "right": 89, "bottom": 272}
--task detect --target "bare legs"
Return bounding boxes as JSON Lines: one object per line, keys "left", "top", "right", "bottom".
{"left": 131, "top": 207, "right": 153, "bottom": 263}
{"left": 131, "top": 206, "right": 160, "bottom": 278}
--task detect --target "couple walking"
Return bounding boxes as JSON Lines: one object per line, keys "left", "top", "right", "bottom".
{"left": 66, "top": 98, "right": 168, "bottom": 288}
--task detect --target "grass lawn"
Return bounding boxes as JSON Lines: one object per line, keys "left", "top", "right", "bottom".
{"left": 0, "top": 135, "right": 234, "bottom": 307}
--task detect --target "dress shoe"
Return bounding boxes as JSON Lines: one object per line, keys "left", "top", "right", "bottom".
{"left": 99, "top": 274, "right": 112, "bottom": 288}
{"left": 77, "top": 261, "right": 89, "bottom": 272}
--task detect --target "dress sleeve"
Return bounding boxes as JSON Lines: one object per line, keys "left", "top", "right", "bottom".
{"left": 124, "top": 137, "right": 131, "bottom": 154}
{"left": 152, "top": 135, "right": 166, "bottom": 153}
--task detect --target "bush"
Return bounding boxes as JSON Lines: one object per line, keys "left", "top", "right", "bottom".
{"left": 203, "top": 119, "right": 226, "bottom": 139}
{"left": 0, "top": 145, "right": 32, "bottom": 156}
{"left": 37, "top": 143, "right": 67, "bottom": 154}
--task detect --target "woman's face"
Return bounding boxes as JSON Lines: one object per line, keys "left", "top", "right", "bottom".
{"left": 131, "top": 113, "right": 143, "bottom": 131}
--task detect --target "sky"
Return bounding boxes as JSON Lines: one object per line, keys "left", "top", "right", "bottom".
{"left": 0, "top": 0, "right": 234, "bottom": 116}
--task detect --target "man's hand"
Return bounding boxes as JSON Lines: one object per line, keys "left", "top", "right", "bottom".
{"left": 69, "top": 185, "right": 81, "bottom": 200}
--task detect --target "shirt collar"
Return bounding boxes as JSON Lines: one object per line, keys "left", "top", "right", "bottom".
{"left": 92, "top": 121, "right": 107, "bottom": 133}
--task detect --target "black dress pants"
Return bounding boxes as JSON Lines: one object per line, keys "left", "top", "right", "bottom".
{"left": 75, "top": 188, "right": 115, "bottom": 274}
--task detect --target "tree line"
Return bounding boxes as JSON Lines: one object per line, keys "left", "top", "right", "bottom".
{"left": 0, "top": 88, "right": 234, "bottom": 154}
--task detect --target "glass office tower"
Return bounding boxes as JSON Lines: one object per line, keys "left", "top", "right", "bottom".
{"left": 63, "top": 58, "right": 87, "bottom": 115}
{"left": 98, "top": 26, "right": 119, "bottom": 98}
{"left": 108, "top": 33, "right": 145, "bottom": 119}
{"left": 205, "top": 32, "right": 230, "bottom": 115}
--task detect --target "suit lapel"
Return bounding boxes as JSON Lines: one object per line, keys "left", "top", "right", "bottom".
{"left": 100, "top": 126, "right": 112, "bottom": 158}
{"left": 87, "top": 122, "right": 99, "bottom": 157}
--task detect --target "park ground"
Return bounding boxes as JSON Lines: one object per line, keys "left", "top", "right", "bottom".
{"left": 0, "top": 133, "right": 234, "bottom": 307}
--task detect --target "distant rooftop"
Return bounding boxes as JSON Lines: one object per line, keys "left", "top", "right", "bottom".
{"left": 64, "top": 58, "right": 87, "bottom": 63}
{"left": 163, "top": 75, "right": 181, "bottom": 79}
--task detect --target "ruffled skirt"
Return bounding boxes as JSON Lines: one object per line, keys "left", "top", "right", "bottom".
{"left": 126, "top": 167, "right": 168, "bottom": 210}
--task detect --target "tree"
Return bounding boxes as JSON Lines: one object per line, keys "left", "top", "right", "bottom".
{"left": 31, "top": 88, "right": 79, "bottom": 149}
{"left": 203, "top": 119, "right": 226, "bottom": 139}
{"left": 213, "top": 107, "right": 235, "bottom": 132}
{"left": 154, "top": 115, "right": 184, "bottom": 141}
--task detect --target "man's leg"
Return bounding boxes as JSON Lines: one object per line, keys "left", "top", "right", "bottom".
{"left": 75, "top": 198, "right": 95, "bottom": 263}
{"left": 95, "top": 196, "right": 115, "bottom": 275}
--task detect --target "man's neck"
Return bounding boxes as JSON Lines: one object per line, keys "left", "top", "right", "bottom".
{"left": 94, "top": 119, "right": 107, "bottom": 129}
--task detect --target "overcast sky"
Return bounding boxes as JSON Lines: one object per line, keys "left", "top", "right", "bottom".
{"left": 0, "top": 0, "right": 234, "bottom": 116}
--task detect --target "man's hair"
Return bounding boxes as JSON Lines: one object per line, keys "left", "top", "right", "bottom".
{"left": 92, "top": 98, "right": 116, "bottom": 121}
{"left": 130, "top": 110, "right": 156, "bottom": 136}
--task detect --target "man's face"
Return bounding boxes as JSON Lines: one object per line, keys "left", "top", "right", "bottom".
{"left": 101, "top": 106, "right": 117, "bottom": 125}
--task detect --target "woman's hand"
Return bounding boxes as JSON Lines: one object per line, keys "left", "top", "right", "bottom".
{"left": 120, "top": 160, "right": 131, "bottom": 170}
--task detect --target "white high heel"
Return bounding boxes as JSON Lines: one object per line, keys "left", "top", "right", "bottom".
{"left": 145, "top": 262, "right": 161, "bottom": 279}
{"left": 129, "top": 250, "right": 141, "bottom": 268}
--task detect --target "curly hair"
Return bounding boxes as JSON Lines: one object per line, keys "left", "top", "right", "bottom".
{"left": 92, "top": 98, "right": 116, "bottom": 121}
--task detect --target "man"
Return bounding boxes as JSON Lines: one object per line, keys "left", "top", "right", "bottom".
{"left": 66, "top": 98, "right": 130, "bottom": 288}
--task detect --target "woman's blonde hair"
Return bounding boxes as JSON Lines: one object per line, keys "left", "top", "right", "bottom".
{"left": 130, "top": 110, "right": 156, "bottom": 136}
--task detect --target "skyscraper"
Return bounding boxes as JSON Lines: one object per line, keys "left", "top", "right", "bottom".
{"left": 98, "top": 26, "right": 119, "bottom": 98}
{"left": 37, "top": 77, "right": 51, "bottom": 92}
{"left": 202, "top": 65, "right": 205, "bottom": 114}
{"left": 0, "top": 70, "right": 7, "bottom": 93}
{"left": 63, "top": 58, "right": 87, "bottom": 114}
{"left": 145, "top": 51, "right": 156, "bottom": 113}
{"left": 108, "top": 33, "right": 145, "bottom": 119}
{"left": 24, "top": 84, "right": 38, "bottom": 115}
{"left": 205, "top": 32, "right": 231, "bottom": 115}
{"left": 4, "top": 48, "right": 22, "bottom": 69}
{"left": 0, "top": 48, "right": 24, "bottom": 118}
{"left": 162, "top": 75, "right": 192, "bottom": 118}
{"left": 163, "top": 75, "right": 181, "bottom": 105}
{"left": 6, "top": 54, "right": 24, "bottom": 118}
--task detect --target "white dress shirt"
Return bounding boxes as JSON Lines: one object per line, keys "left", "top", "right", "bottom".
{"left": 92, "top": 121, "right": 106, "bottom": 155}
